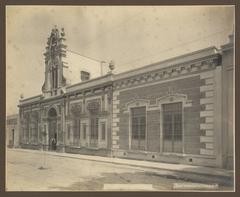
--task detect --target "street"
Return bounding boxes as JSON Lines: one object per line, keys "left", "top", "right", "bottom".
{"left": 6, "top": 149, "right": 233, "bottom": 191}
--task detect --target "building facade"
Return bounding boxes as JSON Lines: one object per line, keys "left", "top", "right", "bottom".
{"left": 18, "top": 28, "right": 234, "bottom": 169}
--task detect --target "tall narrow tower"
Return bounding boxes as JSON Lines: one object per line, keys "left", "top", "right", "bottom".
{"left": 42, "top": 26, "right": 67, "bottom": 97}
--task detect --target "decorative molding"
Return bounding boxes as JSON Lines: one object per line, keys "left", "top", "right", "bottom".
{"left": 69, "top": 99, "right": 83, "bottom": 104}
{"left": 200, "top": 71, "right": 214, "bottom": 79}
{"left": 200, "top": 148, "right": 214, "bottom": 156}
{"left": 200, "top": 110, "right": 214, "bottom": 117}
{"left": 112, "top": 127, "right": 119, "bottom": 132}
{"left": 114, "top": 57, "right": 218, "bottom": 91}
{"left": 205, "top": 130, "right": 214, "bottom": 136}
{"left": 200, "top": 85, "right": 214, "bottom": 92}
{"left": 200, "top": 71, "right": 214, "bottom": 155}
{"left": 47, "top": 104, "right": 59, "bottom": 116}
{"left": 200, "top": 98, "right": 214, "bottom": 105}
{"left": 112, "top": 145, "right": 120, "bottom": 149}
{"left": 200, "top": 136, "right": 213, "bottom": 143}
{"left": 206, "top": 143, "right": 214, "bottom": 149}
{"left": 205, "top": 78, "right": 214, "bottom": 85}
{"left": 114, "top": 74, "right": 201, "bottom": 95}
{"left": 125, "top": 99, "right": 150, "bottom": 112}
{"left": 121, "top": 93, "right": 192, "bottom": 114}
{"left": 156, "top": 93, "right": 192, "bottom": 108}
{"left": 85, "top": 97, "right": 101, "bottom": 114}
{"left": 205, "top": 117, "right": 213, "bottom": 123}
{"left": 112, "top": 91, "right": 120, "bottom": 149}
{"left": 200, "top": 123, "right": 213, "bottom": 130}
{"left": 205, "top": 91, "right": 214, "bottom": 98}
{"left": 70, "top": 102, "right": 82, "bottom": 117}
{"left": 86, "top": 100, "right": 101, "bottom": 114}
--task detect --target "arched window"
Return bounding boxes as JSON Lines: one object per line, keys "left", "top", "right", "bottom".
{"left": 48, "top": 107, "right": 57, "bottom": 117}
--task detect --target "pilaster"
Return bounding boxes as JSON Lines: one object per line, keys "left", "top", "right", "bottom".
{"left": 112, "top": 90, "right": 120, "bottom": 149}
{"left": 199, "top": 71, "right": 215, "bottom": 157}
{"left": 214, "top": 66, "right": 223, "bottom": 167}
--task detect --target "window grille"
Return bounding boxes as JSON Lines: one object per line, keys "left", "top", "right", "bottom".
{"left": 101, "top": 122, "right": 106, "bottom": 140}
{"left": 90, "top": 118, "right": 98, "bottom": 147}
{"left": 73, "top": 119, "right": 80, "bottom": 146}
{"left": 131, "top": 106, "right": 146, "bottom": 150}
{"left": 32, "top": 124, "right": 38, "bottom": 143}
{"left": 162, "top": 102, "right": 183, "bottom": 153}
{"left": 67, "top": 124, "right": 71, "bottom": 140}
{"left": 83, "top": 123, "right": 87, "bottom": 139}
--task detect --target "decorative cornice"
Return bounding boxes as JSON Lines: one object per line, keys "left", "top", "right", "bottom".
{"left": 122, "top": 93, "right": 192, "bottom": 114}
{"left": 66, "top": 74, "right": 113, "bottom": 93}
{"left": 156, "top": 93, "right": 192, "bottom": 107}
{"left": 113, "top": 56, "right": 219, "bottom": 91}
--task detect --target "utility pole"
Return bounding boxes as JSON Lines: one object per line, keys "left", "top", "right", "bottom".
{"left": 39, "top": 130, "right": 47, "bottom": 170}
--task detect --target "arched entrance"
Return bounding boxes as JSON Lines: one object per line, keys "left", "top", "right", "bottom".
{"left": 48, "top": 107, "right": 57, "bottom": 151}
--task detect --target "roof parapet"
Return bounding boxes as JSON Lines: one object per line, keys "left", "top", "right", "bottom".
{"left": 66, "top": 73, "right": 113, "bottom": 93}
{"left": 114, "top": 46, "right": 219, "bottom": 81}
{"left": 19, "top": 94, "right": 42, "bottom": 105}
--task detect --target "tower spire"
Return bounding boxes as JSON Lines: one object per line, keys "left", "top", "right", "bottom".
{"left": 42, "top": 27, "right": 67, "bottom": 98}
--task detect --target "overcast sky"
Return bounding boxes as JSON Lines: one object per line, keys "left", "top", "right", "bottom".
{"left": 6, "top": 6, "right": 234, "bottom": 115}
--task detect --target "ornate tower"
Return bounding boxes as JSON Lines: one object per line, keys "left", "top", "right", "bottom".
{"left": 42, "top": 26, "right": 67, "bottom": 97}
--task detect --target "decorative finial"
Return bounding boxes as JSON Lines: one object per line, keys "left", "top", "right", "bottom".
{"left": 109, "top": 60, "right": 115, "bottom": 72}
{"left": 61, "top": 27, "right": 65, "bottom": 37}
{"left": 20, "top": 93, "right": 24, "bottom": 99}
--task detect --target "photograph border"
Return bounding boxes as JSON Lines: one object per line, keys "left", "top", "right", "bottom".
{"left": 0, "top": 0, "right": 239, "bottom": 196}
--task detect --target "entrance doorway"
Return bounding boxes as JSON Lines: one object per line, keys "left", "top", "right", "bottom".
{"left": 48, "top": 108, "right": 57, "bottom": 151}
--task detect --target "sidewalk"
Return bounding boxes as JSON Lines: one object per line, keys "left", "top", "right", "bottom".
{"left": 8, "top": 148, "right": 233, "bottom": 182}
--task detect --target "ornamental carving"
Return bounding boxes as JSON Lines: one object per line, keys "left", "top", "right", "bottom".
{"left": 125, "top": 99, "right": 150, "bottom": 110}
{"left": 70, "top": 103, "right": 82, "bottom": 116}
{"left": 87, "top": 101, "right": 100, "bottom": 113}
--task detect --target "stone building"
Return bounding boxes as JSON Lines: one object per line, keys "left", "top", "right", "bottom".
{"left": 18, "top": 28, "right": 234, "bottom": 169}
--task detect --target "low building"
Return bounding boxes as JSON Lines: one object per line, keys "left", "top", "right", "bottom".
{"left": 6, "top": 114, "right": 20, "bottom": 148}
{"left": 18, "top": 27, "right": 234, "bottom": 169}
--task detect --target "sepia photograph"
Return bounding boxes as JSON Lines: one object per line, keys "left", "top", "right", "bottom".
{"left": 5, "top": 5, "right": 235, "bottom": 191}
